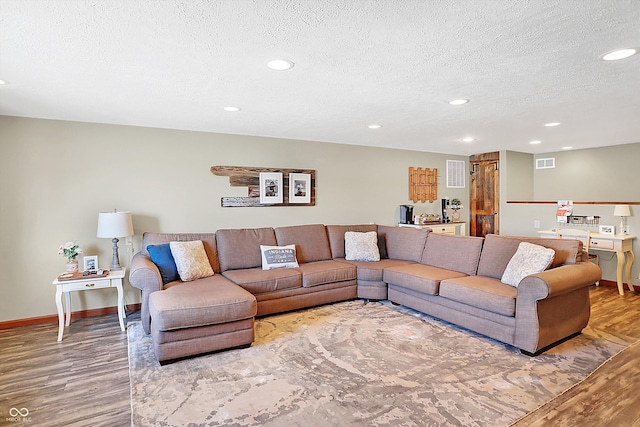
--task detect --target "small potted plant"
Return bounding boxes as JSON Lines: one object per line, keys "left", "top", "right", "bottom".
{"left": 58, "top": 241, "right": 83, "bottom": 272}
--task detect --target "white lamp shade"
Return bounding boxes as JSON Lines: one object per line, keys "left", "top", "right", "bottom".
{"left": 613, "top": 204, "right": 631, "bottom": 217}
{"left": 97, "top": 211, "right": 134, "bottom": 238}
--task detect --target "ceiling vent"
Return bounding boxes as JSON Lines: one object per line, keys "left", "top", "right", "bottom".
{"left": 446, "top": 160, "right": 465, "bottom": 188}
{"left": 536, "top": 158, "right": 555, "bottom": 169}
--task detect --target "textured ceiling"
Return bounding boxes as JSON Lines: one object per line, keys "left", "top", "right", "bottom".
{"left": 1, "top": 0, "right": 639, "bottom": 155}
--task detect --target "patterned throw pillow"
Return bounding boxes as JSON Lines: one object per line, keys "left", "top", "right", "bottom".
{"left": 501, "top": 242, "right": 555, "bottom": 287}
{"left": 260, "top": 244, "right": 299, "bottom": 270}
{"left": 169, "top": 240, "right": 214, "bottom": 282}
{"left": 345, "top": 231, "right": 380, "bottom": 262}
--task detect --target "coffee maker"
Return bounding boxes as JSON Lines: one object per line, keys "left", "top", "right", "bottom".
{"left": 399, "top": 205, "right": 414, "bottom": 224}
{"left": 441, "top": 198, "right": 450, "bottom": 223}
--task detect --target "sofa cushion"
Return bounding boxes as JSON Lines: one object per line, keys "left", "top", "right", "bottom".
{"left": 142, "top": 232, "right": 220, "bottom": 273}
{"left": 295, "top": 260, "right": 357, "bottom": 287}
{"left": 326, "top": 224, "right": 379, "bottom": 259}
{"left": 149, "top": 275, "right": 256, "bottom": 331}
{"left": 274, "top": 224, "right": 332, "bottom": 263}
{"left": 336, "top": 258, "right": 414, "bottom": 281}
{"left": 260, "top": 244, "right": 299, "bottom": 270}
{"left": 501, "top": 242, "right": 555, "bottom": 287}
{"left": 345, "top": 231, "right": 380, "bottom": 262}
{"left": 216, "top": 227, "right": 277, "bottom": 271}
{"left": 383, "top": 263, "right": 467, "bottom": 295}
{"left": 169, "top": 240, "right": 215, "bottom": 282}
{"left": 439, "top": 276, "right": 517, "bottom": 317}
{"left": 222, "top": 267, "right": 302, "bottom": 294}
{"left": 420, "top": 233, "right": 484, "bottom": 275}
{"left": 477, "top": 234, "right": 580, "bottom": 279}
{"left": 147, "top": 243, "right": 179, "bottom": 284}
{"left": 378, "top": 225, "right": 429, "bottom": 262}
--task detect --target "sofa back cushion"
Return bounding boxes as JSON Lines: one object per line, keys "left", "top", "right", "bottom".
{"left": 141, "top": 232, "right": 220, "bottom": 273}
{"left": 326, "top": 224, "right": 379, "bottom": 259}
{"left": 477, "top": 234, "right": 581, "bottom": 279}
{"left": 275, "top": 224, "right": 332, "bottom": 263}
{"left": 420, "top": 233, "right": 484, "bottom": 275}
{"left": 216, "top": 227, "right": 277, "bottom": 271}
{"left": 378, "top": 225, "right": 429, "bottom": 262}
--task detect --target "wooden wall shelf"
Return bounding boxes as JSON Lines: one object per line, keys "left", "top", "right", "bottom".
{"left": 211, "top": 165, "right": 316, "bottom": 207}
{"left": 506, "top": 201, "right": 640, "bottom": 205}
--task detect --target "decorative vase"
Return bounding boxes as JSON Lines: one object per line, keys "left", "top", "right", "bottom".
{"left": 451, "top": 209, "right": 461, "bottom": 221}
{"left": 66, "top": 261, "right": 79, "bottom": 272}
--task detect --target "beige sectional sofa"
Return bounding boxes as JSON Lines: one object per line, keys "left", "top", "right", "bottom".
{"left": 129, "top": 224, "right": 601, "bottom": 363}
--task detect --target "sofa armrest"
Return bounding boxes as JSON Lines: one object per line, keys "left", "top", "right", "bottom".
{"left": 514, "top": 261, "right": 601, "bottom": 353}
{"left": 517, "top": 262, "right": 602, "bottom": 301}
{"left": 129, "top": 252, "right": 163, "bottom": 334}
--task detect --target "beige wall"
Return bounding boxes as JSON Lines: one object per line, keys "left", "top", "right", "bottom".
{"left": 500, "top": 144, "right": 640, "bottom": 284}
{"left": 0, "top": 116, "right": 469, "bottom": 322}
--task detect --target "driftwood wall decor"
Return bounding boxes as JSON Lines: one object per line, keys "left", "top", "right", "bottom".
{"left": 211, "top": 165, "right": 316, "bottom": 207}
{"left": 409, "top": 167, "right": 438, "bottom": 203}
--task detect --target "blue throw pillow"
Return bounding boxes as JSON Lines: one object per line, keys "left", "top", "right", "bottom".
{"left": 147, "top": 243, "right": 179, "bottom": 284}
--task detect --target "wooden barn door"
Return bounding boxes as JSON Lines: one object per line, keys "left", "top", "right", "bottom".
{"left": 470, "top": 152, "right": 500, "bottom": 237}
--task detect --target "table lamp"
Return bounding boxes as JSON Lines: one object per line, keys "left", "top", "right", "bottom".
{"left": 613, "top": 204, "right": 631, "bottom": 235}
{"left": 97, "top": 210, "right": 134, "bottom": 270}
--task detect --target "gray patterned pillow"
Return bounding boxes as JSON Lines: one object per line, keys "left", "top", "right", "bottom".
{"left": 169, "top": 240, "right": 214, "bottom": 282}
{"left": 260, "top": 244, "right": 299, "bottom": 270}
{"left": 501, "top": 242, "right": 555, "bottom": 287}
{"left": 345, "top": 231, "right": 380, "bottom": 262}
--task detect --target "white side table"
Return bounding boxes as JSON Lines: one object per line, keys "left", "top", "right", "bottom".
{"left": 52, "top": 268, "right": 126, "bottom": 341}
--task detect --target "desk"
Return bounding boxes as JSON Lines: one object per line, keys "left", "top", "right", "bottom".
{"left": 400, "top": 222, "right": 467, "bottom": 235}
{"left": 52, "top": 269, "right": 126, "bottom": 341}
{"left": 538, "top": 231, "right": 635, "bottom": 295}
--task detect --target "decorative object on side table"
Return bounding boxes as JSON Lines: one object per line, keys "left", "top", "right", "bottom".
{"left": 450, "top": 198, "right": 463, "bottom": 221}
{"left": 97, "top": 210, "right": 134, "bottom": 270}
{"left": 58, "top": 240, "right": 82, "bottom": 272}
{"left": 614, "top": 204, "right": 631, "bottom": 234}
{"left": 83, "top": 255, "right": 98, "bottom": 272}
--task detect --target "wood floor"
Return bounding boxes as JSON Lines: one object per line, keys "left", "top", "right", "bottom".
{"left": 1, "top": 286, "right": 639, "bottom": 427}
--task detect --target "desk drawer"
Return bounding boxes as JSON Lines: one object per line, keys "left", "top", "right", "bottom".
{"left": 591, "top": 238, "right": 614, "bottom": 250}
{"left": 63, "top": 279, "right": 111, "bottom": 292}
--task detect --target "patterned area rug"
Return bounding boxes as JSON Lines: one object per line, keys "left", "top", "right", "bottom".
{"left": 128, "top": 300, "right": 631, "bottom": 426}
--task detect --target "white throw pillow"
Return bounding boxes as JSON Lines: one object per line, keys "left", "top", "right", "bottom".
{"left": 260, "top": 244, "right": 299, "bottom": 270}
{"left": 169, "top": 240, "right": 215, "bottom": 282}
{"left": 501, "top": 242, "right": 555, "bottom": 287}
{"left": 345, "top": 231, "right": 380, "bottom": 262}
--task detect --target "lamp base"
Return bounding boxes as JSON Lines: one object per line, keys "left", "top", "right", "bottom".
{"left": 110, "top": 237, "right": 123, "bottom": 270}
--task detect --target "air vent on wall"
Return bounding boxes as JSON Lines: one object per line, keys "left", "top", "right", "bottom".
{"left": 446, "top": 160, "right": 465, "bottom": 188}
{"left": 536, "top": 158, "right": 555, "bottom": 169}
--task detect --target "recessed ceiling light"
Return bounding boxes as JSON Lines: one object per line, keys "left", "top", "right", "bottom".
{"left": 267, "top": 59, "right": 295, "bottom": 71}
{"left": 367, "top": 124, "right": 382, "bottom": 129}
{"left": 449, "top": 99, "right": 469, "bottom": 105}
{"left": 562, "top": 146, "right": 573, "bottom": 150}
{"left": 544, "top": 122, "right": 561, "bottom": 127}
{"left": 530, "top": 140, "right": 542, "bottom": 145}
{"left": 0, "top": 79, "right": 9, "bottom": 85}
{"left": 601, "top": 48, "right": 638, "bottom": 61}
{"left": 223, "top": 106, "right": 241, "bottom": 112}
{"left": 462, "top": 137, "right": 475, "bottom": 142}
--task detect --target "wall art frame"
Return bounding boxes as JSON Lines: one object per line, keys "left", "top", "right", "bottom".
{"left": 288, "top": 173, "right": 311, "bottom": 204}
{"left": 259, "top": 172, "right": 283, "bottom": 204}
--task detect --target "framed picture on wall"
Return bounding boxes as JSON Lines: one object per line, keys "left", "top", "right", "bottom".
{"left": 259, "top": 172, "right": 283, "bottom": 204}
{"left": 599, "top": 225, "right": 615, "bottom": 235}
{"left": 83, "top": 255, "right": 98, "bottom": 272}
{"left": 289, "top": 173, "right": 311, "bottom": 204}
